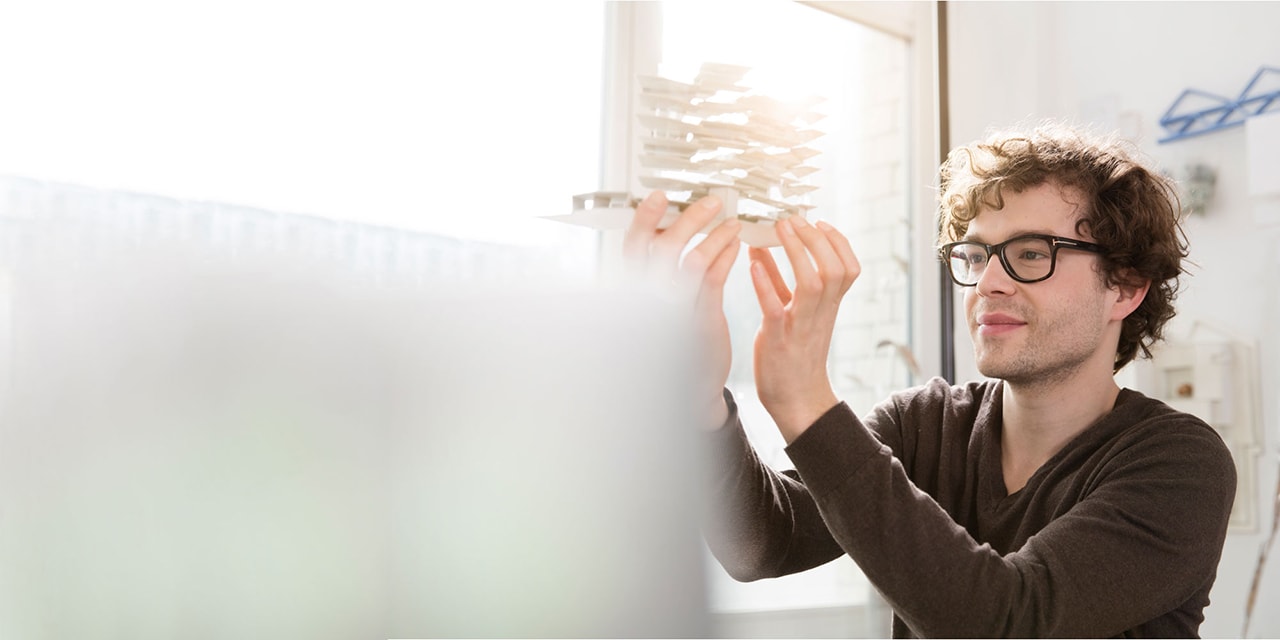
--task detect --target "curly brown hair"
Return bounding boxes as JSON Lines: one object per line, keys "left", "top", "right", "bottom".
{"left": 937, "top": 122, "right": 1189, "bottom": 372}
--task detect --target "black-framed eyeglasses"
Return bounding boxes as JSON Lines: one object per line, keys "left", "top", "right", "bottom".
{"left": 939, "top": 234, "right": 1107, "bottom": 287}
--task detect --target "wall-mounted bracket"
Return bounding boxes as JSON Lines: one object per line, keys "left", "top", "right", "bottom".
{"left": 1131, "top": 332, "right": 1265, "bottom": 532}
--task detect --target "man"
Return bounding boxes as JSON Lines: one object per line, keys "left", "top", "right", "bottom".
{"left": 625, "top": 123, "right": 1236, "bottom": 637}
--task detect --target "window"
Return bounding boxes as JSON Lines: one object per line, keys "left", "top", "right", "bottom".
{"left": 603, "top": 1, "right": 940, "bottom": 628}
{"left": 0, "top": 1, "right": 605, "bottom": 279}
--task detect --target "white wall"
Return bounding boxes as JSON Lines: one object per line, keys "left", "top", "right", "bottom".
{"left": 946, "top": 2, "right": 1280, "bottom": 637}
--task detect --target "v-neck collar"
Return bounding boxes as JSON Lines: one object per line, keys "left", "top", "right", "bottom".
{"left": 980, "top": 385, "right": 1140, "bottom": 508}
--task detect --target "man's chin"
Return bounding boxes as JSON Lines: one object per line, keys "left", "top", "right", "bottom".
{"left": 974, "top": 357, "right": 1022, "bottom": 383}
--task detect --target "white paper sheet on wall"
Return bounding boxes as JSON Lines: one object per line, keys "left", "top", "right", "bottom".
{"left": 1246, "top": 110, "right": 1280, "bottom": 225}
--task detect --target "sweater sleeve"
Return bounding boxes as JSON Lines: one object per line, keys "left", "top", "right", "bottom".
{"left": 784, "top": 398, "right": 1237, "bottom": 638}
{"left": 701, "top": 389, "right": 846, "bottom": 582}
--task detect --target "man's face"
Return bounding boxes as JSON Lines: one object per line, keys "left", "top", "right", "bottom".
{"left": 963, "top": 181, "right": 1118, "bottom": 386}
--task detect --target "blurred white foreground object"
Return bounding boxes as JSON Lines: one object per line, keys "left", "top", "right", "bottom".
{"left": 0, "top": 225, "right": 710, "bottom": 638}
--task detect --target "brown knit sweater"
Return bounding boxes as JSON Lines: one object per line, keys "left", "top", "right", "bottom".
{"left": 705, "top": 378, "right": 1237, "bottom": 638}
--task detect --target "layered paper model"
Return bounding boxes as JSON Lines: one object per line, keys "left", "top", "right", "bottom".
{"left": 552, "top": 63, "right": 825, "bottom": 247}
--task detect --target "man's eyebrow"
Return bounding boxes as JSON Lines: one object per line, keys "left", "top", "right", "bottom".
{"left": 962, "top": 229, "right": 1058, "bottom": 242}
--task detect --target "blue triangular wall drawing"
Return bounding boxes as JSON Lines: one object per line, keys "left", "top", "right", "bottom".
{"left": 1159, "top": 66, "right": 1280, "bottom": 143}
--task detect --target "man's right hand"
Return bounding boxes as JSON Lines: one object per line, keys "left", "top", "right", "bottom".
{"left": 748, "top": 217, "right": 858, "bottom": 443}
{"left": 622, "top": 191, "right": 742, "bottom": 427}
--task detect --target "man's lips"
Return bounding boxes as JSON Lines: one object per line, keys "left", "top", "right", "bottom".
{"left": 976, "top": 313, "right": 1026, "bottom": 336}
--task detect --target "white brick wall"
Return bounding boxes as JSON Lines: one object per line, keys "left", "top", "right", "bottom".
{"left": 829, "top": 38, "right": 916, "bottom": 413}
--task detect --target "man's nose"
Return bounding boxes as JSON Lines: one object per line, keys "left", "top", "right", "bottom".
{"left": 975, "top": 252, "right": 1017, "bottom": 295}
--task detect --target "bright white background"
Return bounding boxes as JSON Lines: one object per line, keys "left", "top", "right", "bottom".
{"left": 0, "top": 1, "right": 603, "bottom": 247}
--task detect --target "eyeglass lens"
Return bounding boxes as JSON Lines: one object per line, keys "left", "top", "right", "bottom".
{"left": 948, "top": 236, "right": 1054, "bottom": 285}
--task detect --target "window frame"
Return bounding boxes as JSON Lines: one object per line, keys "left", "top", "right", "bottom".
{"left": 595, "top": 0, "right": 945, "bottom": 621}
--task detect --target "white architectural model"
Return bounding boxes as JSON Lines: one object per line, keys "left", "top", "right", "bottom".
{"left": 554, "top": 63, "right": 824, "bottom": 247}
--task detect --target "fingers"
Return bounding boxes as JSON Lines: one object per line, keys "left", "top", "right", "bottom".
{"left": 775, "top": 217, "right": 821, "bottom": 316}
{"left": 750, "top": 259, "right": 786, "bottom": 321}
{"left": 623, "top": 192, "right": 725, "bottom": 264}
{"left": 776, "top": 216, "right": 858, "bottom": 310}
{"left": 748, "top": 246, "right": 792, "bottom": 307}
{"left": 650, "top": 195, "right": 723, "bottom": 268}
{"left": 817, "top": 220, "right": 861, "bottom": 293}
{"left": 699, "top": 220, "right": 742, "bottom": 289}
{"left": 623, "top": 191, "right": 668, "bottom": 261}
{"left": 694, "top": 223, "right": 742, "bottom": 317}
{"left": 680, "top": 218, "right": 741, "bottom": 288}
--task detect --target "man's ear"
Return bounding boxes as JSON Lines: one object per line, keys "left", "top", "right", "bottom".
{"left": 1109, "top": 271, "right": 1150, "bottom": 321}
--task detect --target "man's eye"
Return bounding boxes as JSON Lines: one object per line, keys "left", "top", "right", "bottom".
{"left": 1017, "top": 249, "right": 1049, "bottom": 261}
